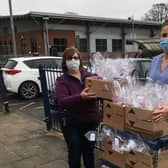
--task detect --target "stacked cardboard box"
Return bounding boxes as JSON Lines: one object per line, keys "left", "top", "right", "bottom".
{"left": 125, "top": 107, "right": 168, "bottom": 140}
{"left": 103, "top": 100, "right": 125, "bottom": 131}
{"left": 85, "top": 77, "right": 168, "bottom": 168}
{"left": 86, "top": 77, "right": 126, "bottom": 167}
{"left": 103, "top": 102, "right": 168, "bottom": 140}
{"left": 103, "top": 131, "right": 168, "bottom": 168}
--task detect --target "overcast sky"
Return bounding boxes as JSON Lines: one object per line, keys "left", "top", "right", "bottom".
{"left": 1, "top": 0, "right": 168, "bottom": 20}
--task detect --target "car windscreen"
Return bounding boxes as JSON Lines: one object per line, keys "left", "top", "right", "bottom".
{"left": 4, "top": 60, "right": 17, "bottom": 69}
{"left": 24, "top": 58, "right": 62, "bottom": 69}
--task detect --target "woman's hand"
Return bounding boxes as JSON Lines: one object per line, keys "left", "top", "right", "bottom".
{"left": 80, "top": 88, "right": 96, "bottom": 99}
{"left": 153, "top": 105, "right": 168, "bottom": 122}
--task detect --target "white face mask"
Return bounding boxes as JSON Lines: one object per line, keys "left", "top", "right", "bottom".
{"left": 66, "top": 59, "right": 80, "bottom": 71}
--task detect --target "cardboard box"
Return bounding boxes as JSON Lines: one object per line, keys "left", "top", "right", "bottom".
{"left": 126, "top": 150, "right": 168, "bottom": 168}
{"left": 103, "top": 138, "right": 125, "bottom": 168}
{"left": 103, "top": 100, "right": 125, "bottom": 130}
{"left": 158, "top": 150, "right": 168, "bottom": 168}
{"left": 101, "top": 159, "right": 120, "bottom": 168}
{"left": 125, "top": 107, "right": 168, "bottom": 139}
{"left": 85, "top": 77, "right": 115, "bottom": 100}
{"left": 103, "top": 137, "right": 168, "bottom": 168}
{"left": 103, "top": 137, "right": 153, "bottom": 168}
{"left": 125, "top": 151, "right": 153, "bottom": 168}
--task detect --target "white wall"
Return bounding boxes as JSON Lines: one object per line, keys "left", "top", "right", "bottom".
{"left": 48, "top": 23, "right": 86, "bottom": 33}
{"left": 90, "top": 26, "right": 121, "bottom": 52}
{"left": 75, "top": 31, "right": 86, "bottom": 38}
{"left": 125, "top": 43, "right": 139, "bottom": 52}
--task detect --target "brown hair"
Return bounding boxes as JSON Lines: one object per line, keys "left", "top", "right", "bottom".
{"left": 62, "top": 47, "right": 84, "bottom": 72}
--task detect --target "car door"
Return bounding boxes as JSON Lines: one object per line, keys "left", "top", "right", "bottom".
{"left": 23, "top": 59, "right": 43, "bottom": 91}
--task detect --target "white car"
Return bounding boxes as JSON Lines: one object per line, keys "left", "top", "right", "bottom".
{"left": 2, "top": 56, "right": 62, "bottom": 99}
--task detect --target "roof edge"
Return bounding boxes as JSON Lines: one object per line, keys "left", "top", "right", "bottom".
{"left": 0, "top": 11, "right": 162, "bottom": 26}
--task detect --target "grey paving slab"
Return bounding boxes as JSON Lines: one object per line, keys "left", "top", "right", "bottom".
{"left": 0, "top": 112, "right": 69, "bottom": 168}
{"left": 39, "top": 160, "right": 68, "bottom": 168}
{"left": 0, "top": 164, "right": 14, "bottom": 168}
{"left": 12, "top": 156, "right": 48, "bottom": 168}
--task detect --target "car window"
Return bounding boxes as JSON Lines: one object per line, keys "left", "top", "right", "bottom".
{"left": 129, "top": 61, "right": 140, "bottom": 73}
{"left": 24, "top": 60, "right": 40, "bottom": 68}
{"left": 4, "top": 60, "right": 17, "bottom": 69}
{"left": 131, "top": 61, "right": 141, "bottom": 78}
{"left": 141, "top": 61, "right": 151, "bottom": 77}
{"left": 46, "top": 59, "right": 62, "bottom": 68}
{"left": 141, "top": 61, "right": 151, "bottom": 72}
{"left": 24, "top": 58, "right": 62, "bottom": 69}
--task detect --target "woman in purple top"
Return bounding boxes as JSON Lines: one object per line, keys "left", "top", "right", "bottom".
{"left": 149, "top": 21, "right": 168, "bottom": 122}
{"left": 55, "top": 47, "right": 99, "bottom": 168}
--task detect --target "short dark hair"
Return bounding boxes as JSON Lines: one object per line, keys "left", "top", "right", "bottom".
{"left": 62, "top": 47, "right": 84, "bottom": 72}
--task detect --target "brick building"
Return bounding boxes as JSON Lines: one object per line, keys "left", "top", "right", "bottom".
{"left": 0, "top": 11, "right": 161, "bottom": 60}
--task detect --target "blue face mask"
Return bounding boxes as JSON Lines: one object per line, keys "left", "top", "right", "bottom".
{"left": 160, "top": 38, "right": 168, "bottom": 53}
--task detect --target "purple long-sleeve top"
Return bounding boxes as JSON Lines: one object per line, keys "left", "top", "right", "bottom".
{"left": 55, "top": 70, "right": 99, "bottom": 123}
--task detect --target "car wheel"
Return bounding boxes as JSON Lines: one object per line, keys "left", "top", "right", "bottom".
{"left": 19, "top": 81, "right": 39, "bottom": 99}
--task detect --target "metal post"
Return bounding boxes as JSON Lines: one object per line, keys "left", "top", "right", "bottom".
{"left": 8, "top": 0, "right": 17, "bottom": 57}
{"left": 43, "top": 17, "right": 49, "bottom": 56}
{"left": 86, "top": 22, "right": 91, "bottom": 67}
{"left": 128, "top": 16, "right": 135, "bottom": 53}
{"left": 121, "top": 25, "right": 126, "bottom": 58}
{"left": 131, "top": 17, "right": 135, "bottom": 52}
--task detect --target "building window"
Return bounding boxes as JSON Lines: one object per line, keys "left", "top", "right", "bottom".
{"left": 21, "top": 39, "right": 27, "bottom": 55}
{"left": 112, "top": 39, "right": 122, "bottom": 52}
{"left": 96, "top": 39, "right": 107, "bottom": 52}
{"left": 80, "top": 39, "right": 88, "bottom": 52}
{"left": 53, "top": 38, "right": 67, "bottom": 52}
{"left": 31, "top": 39, "right": 38, "bottom": 52}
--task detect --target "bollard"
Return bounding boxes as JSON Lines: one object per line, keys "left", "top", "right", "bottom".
{"left": 3, "top": 101, "right": 10, "bottom": 113}
{"left": 0, "top": 69, "right": 9, "bottom": 113}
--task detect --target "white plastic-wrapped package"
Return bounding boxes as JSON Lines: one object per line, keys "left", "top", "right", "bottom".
{"left": 91, "top": 53, "right": 168, "bottom": 110}
{"left": 91, "top": 52, "right": 134, "bottom": 81}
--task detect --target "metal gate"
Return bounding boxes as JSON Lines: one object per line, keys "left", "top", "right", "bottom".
{"left": 39, "top": 65, "right": 63, "bottom": 131}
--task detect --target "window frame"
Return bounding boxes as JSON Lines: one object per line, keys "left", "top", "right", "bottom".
{"left": 95, "top": 39, "right": 107, "bottom": 52}
{"left": 79, "top": 38, "right": 88, "bottom": 52}
{"left": 53, "top": 38, "right": 67, "bottom": 52}
{"left": 112, "top": 39, "right": 123, "bottom": 52}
